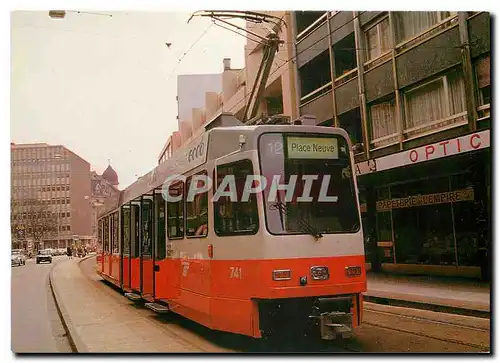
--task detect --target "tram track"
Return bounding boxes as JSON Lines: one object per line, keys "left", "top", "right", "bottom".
{"left": 362, "top": 304, "right": 490, "bottom": 352}
{"left": 80, "top": 257, "right": 489, "bottom": 353}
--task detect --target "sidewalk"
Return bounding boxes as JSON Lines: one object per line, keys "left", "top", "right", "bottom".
{"left": 50, "top": 258, "right": 201, "bottom": 352}
{"left": 365, "top": 272, "right": 490, "bottom": 314}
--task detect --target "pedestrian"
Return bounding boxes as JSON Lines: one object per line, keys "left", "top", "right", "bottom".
{"left": 67, "top": 245, "right": 72, "bottom": 259}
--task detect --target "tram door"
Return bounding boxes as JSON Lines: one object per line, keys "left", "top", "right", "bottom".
{"left": 120, "top": 204, "right": 131, "bottom": 291}
{"left": 140, "top": 195, "right": 154, "bottom": 300}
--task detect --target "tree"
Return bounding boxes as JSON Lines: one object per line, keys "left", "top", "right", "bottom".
{"left": 11, "top": 198, "right": 59, "bottom": 249}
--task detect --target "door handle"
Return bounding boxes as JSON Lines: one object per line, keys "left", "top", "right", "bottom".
{"left": 154, "top": 264, "right": 160, "bottom": 272}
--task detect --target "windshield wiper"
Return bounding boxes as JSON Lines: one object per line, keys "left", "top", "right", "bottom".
{"left": 270, "top": 201, "right": 323, "bottom": 240}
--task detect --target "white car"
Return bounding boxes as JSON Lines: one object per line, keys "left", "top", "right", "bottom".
{"left": 11, "top": 249, "right": 26, "bottom": 266}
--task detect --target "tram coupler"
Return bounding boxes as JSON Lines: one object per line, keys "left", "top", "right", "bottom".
{"left": 310, "top": 311, "right": 353, "bottom": 340}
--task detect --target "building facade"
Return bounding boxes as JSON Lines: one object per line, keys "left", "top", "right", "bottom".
{"left": 90, "top": 166, "right": 120, "bottom": 249}
{"left": 291, "top": 11, "right": 491, "bottom": 279}
{"left": 11, "top": 143, "right": 93, "bottom": 251}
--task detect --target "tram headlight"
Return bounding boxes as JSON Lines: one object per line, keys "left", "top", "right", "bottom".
{"left": 310, "top": 266, "right": 329, "bottom": 280}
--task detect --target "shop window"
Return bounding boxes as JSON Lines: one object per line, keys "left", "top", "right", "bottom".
{"left": 185, "top": 172, "right": 208, "bottom": 238}
{"left": 475, "top": 55, "right": 491, "bottom": 107}
{"left": 369, "top": 97, "right": 399, "bottom": 148}
{"left": 214, "top": 160, "right": 259, "bottom": 236}
{"left": 403, "top": 68, "right": 466, "bottom": 138}
{"left": 295, "top": 11, "right": 327, "bottom": 36}
{"left": 166, "top": 182, "right": 184, "bottom": 239}
{"left": 365, "top": 16, "right": 391, "bottom": 61}
{"left": 333, "top": 33, "right": 357, "bottom": 78}
{"left": 298, "top": 49, "right": 331, "bottom": 101}
{"left": 393, "top": 11, "right": 456, "bottom": 44}
{"left": 376, "top": 211, "right": 394, "bottom": 263}
{"left": 450, "top": 172, "right": 479, "bottom": 266}
{"left": 338, "top": 108, "right": 363, "bottom": 146}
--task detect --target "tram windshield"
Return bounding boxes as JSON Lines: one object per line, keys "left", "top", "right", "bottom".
{"left": 258, "top": 132, "right": 360, "bottom": 235}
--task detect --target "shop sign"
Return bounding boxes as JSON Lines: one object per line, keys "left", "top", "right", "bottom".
{"left": 376, "top": 187, "right": 474, "bottom": 211}
{"left": 356, "top": 130, "right": 490, "bottom": 176}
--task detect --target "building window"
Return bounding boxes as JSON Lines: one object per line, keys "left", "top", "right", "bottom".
{"left": 338, "top": 108, "right": 363, "bottom": 146}
{"left": 298, "top": 49, "right": 331, "bottom": 102}
{"left": 394, "top": 11, "right": 455, "bottom": 44}
{"left": 214, "top": 160, "right": 259, "bottom": 236}
{"left": 403, "top": 69, "right": 466, "bottom": 138}
{"left": 295, "top": 11, "right": 327, "bottom": 37}
{"left": 166, "top": 182, "right": 184, "bottom": 239}
{"left": 365, "top": 17, "right": 391, "bottom": 61}
{"left": 333, "top": 32, "right": 357, "bottom": 78}
{"left": 369, "top": 98, "right": 399, "bottom": 148}
{"left": 185, "top": 172, "right": 208, "bottom": 238}
{"left": 475, "top": 55, "right": 491, "bottom": 106}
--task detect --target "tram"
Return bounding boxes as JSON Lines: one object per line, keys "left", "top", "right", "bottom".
{"left": 96, "top": 113, "right": 366, "bottom": 340}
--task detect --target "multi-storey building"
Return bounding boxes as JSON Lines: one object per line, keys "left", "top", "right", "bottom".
{"left": 291, "top": 11, "right": 491, "bottom": 279}
{"left": 10, "top": 143, "right": 93, "bottom": 251}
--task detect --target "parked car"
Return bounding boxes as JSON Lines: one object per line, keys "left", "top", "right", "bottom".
{"left": 11, "top": 249, "right": 26, "bottom": 266}
{"left": 36, "top": 249, "right": 53, "bottom": 264}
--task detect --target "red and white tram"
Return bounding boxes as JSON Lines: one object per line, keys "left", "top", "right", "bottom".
{"left": 96, "top": 114, "right": 366, "bottom": 340}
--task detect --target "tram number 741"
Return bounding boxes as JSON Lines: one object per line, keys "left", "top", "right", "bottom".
{"left": 229, "top": 267, "right": 242, "bottom": 279}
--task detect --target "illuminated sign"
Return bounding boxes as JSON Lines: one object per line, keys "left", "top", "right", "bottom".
{"left": 287, "top": 137, "right": 338, "bottom": 159}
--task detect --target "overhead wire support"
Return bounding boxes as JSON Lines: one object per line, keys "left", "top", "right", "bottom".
{"left": 188, "top": 10, "right": 285, "bottom": 123}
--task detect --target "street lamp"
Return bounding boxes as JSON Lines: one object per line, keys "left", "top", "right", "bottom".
{"left": 48, "top": 10, "right": 112, "bottom": 19}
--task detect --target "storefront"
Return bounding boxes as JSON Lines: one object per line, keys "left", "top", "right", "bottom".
{"left": 357, "top": 131, "right": 491, "bottom": 279}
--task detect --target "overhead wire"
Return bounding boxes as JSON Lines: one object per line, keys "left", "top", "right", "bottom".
{"left": 226, "top": 11, "right": 364, "bottom": 113}
{"left": 165, "top": 21, "right": 214, "bottom": 83}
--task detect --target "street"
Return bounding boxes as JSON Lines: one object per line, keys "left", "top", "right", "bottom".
{"left": 76, "top": 256, "right": 490, "bottom": 353}
{"left": 11, "top": 256, "right": 72, "bottom": 353}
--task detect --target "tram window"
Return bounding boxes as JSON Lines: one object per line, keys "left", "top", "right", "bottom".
{"left": 112, "top": 212, "right": 119, "bottom": 254}
{"left": 214, "top": 160, "right": 259, "bottom": 236}
{"left": 142, "top": 197, "right": 153, "bottom": 256}
{"left": 109, "top": 215, "right": 114, "bottom": 253}
{"left": 121, "top": 206, "right": 131, "bottom": 256}
{"left": 130, "top": 204, "right": 140, "bottom": 258}
{"left": 167, "top": 182, "right": 184, "bottom": 239}
{"left": 103, "top": 217, "right": 109, "bottom": 253}
{"left": 185, "top": 172, "right": 208, "bottom": 238}
{"left": 155, "top": 193, "right": 166, "bottom": 260}
{"left": 98, "top": 219, "right": 103, "bottom": 252}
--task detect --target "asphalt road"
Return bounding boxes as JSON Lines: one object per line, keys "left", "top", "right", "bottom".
{"left": 11, "top": 256, "right": 72, "bottom": 353}
{"left": 79, "top": 257, "right": 491, "bottom": 353}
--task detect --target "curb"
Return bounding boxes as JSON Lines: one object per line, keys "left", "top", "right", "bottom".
{"left": 363, "top": 294, "right": 490, "bottom": 319}
{"left": 49, "top": 260, "right": 89, "bottom": 353}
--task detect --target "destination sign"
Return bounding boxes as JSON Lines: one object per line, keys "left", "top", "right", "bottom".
{"left": 287, "top": 137, "right": 338, "bottom": 159}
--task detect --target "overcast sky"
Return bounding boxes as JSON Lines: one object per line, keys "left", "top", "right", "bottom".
{"left": 10, "top": 10, "right": 245, "bottom": 187}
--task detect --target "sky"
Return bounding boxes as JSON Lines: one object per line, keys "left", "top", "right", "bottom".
{"left": 10, "top": 10, "right": 246, "bottom": 187}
